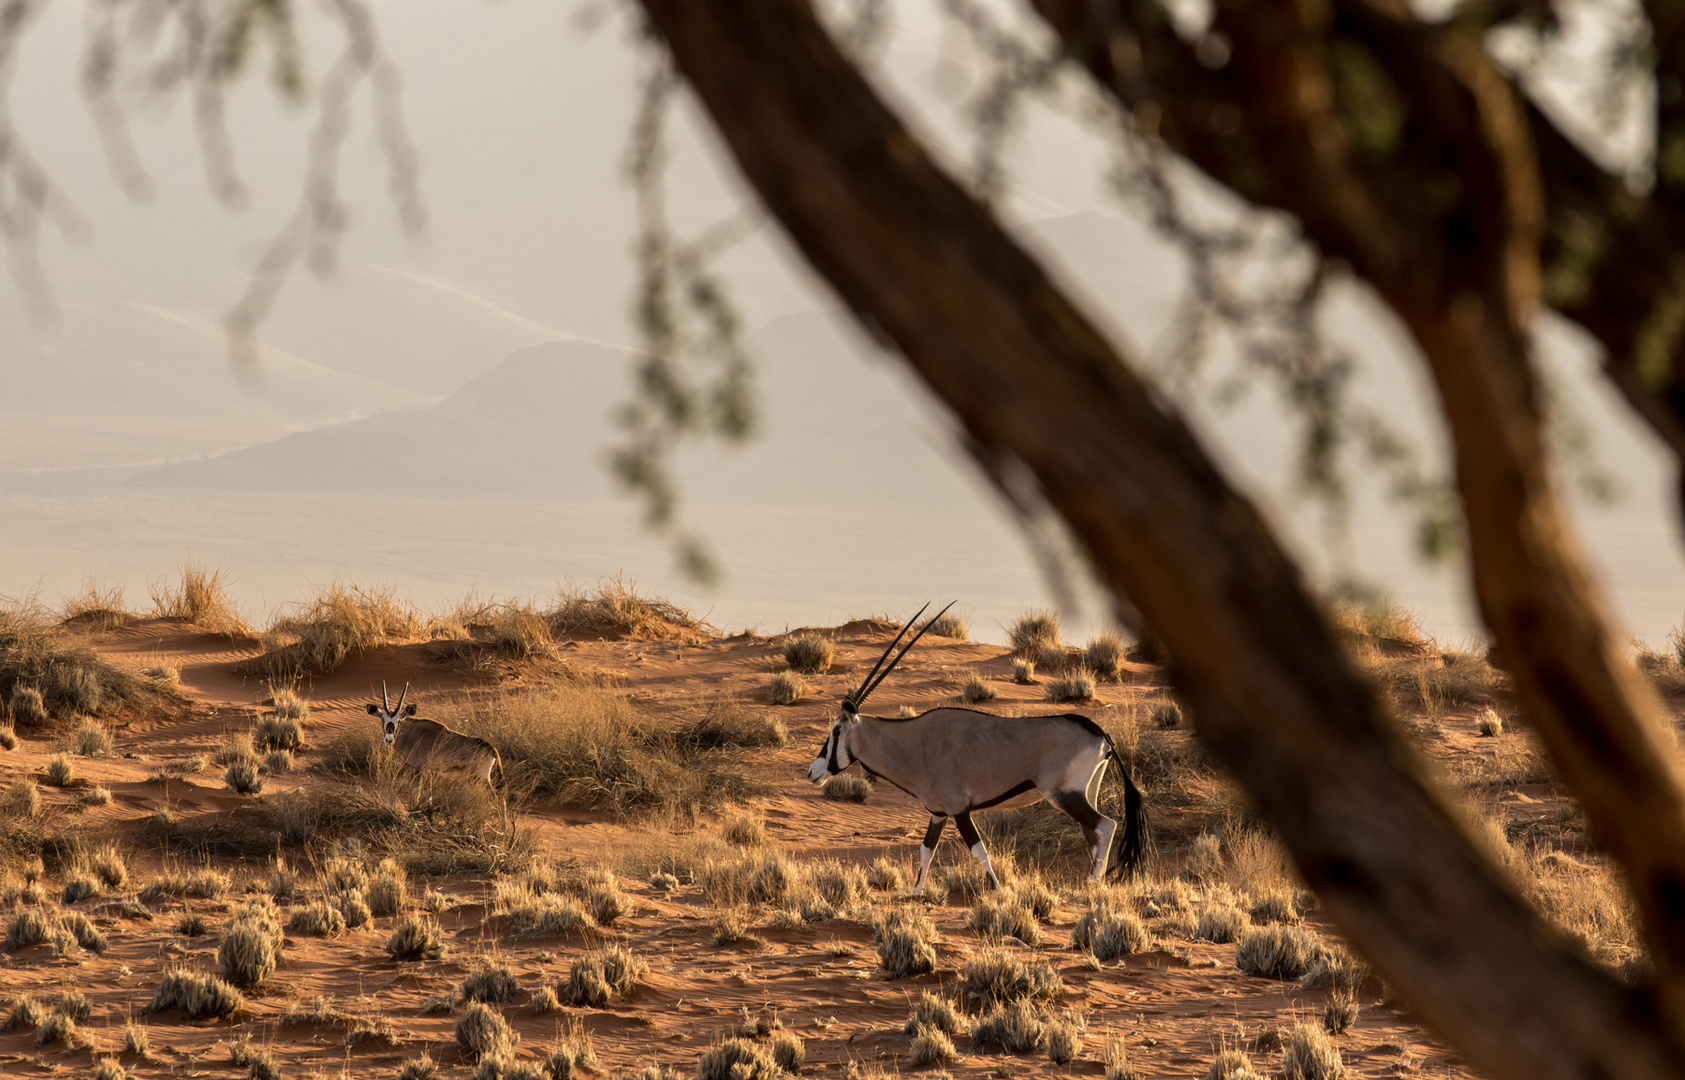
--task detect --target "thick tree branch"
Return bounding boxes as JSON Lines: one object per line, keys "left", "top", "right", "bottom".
{"left": 635, "top": 0, "right": 1685, "bottom": 1073}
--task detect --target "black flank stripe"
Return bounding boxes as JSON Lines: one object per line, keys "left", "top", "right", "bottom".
{"left": 972, "top": 779, "right": 1038, "bottom": 811}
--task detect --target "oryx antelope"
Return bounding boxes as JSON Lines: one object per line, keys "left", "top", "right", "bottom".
{"left": 808, "top": 604, "right": 1148, "bottom": 892}
{"left": 367, "top": 681, "right": 502, "bottom": 786}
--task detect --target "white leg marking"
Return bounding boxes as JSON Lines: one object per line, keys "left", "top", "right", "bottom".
{"left": 969, "top": 841, "right": 1001, "bottom": 889}
{"left": 1092, "top": 816, "right": 1118, "bottom": 879}
{"left": 912, "top": 845, "right": 935, "bottom": 895}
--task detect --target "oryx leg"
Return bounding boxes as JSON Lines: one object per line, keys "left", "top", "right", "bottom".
{"left": 953, "top": 811, "right": 1003, "bottom": 891}
{"left": 911, "top": 814, "right": 947, "bottom": 896}
{"left": 1053, "top": 760, "right": 1117, "bottom": 880}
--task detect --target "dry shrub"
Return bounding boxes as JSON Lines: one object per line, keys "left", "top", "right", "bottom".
{"left": 722, "top": 814, "right": 766, "bottom": 848}
{"left": 254, "top": 714, "right": 303, "bottom": 752}
{"left": 1106, "top": 1030, "right": 1139, "bottom": 1080}
{"left": 971, "top": 998, "right": 1048, "bottom": 1053}
{"left": 927, "top": 610, "right": 968, "bottom": 640}
{"left": 35, "top": 1008, "right": 75, "bottom": 1046}
{"left": 961, "top": 947, "right": 1062, "bottom": 1009}
{"left": 1151, "top": 702, "right": 1183, "bottom": 729}
{"left": 1183, "top": 833, "right": 1223, "bottom": 882}
{"left": 1085, "top": 632, "right": 1125, "bottom": 680}
{"left": 214, "top": 730, "right": 257, "bottom": 767}
{"left": 1008, "top": 609, "right": 1062, "bottom": 665}
{"left": 909, "top": 1024, "right": 956, "bottom": 1066}
{"left": 562, "top": 945, "right": 645, "bottom": 1006}
{"left": 584, "top": 871, "right": 631, "bottom": 926}
{"left": 494, "top": 886, "right": 592, "bottom": 935}
{"left": 386, "top": 914, "right": 446, "bottom": 961}
{"left": 487, "top": 601, "right": 556, "bottom": 659}
{"left": 960, "top": 674, "right": 996, "bottom": 704}
{"left": 2, "top": 995, "right": 39, "bottom": 1030}
{"left": 822, "top": 774, "right": 873, "bottom": 802}
{"left": 42, "top": 752, "right": 73, "bottom": 788}
{"left": 265, "top": 750, "right": 293, "bottom": 774}
{"left": 1194, "top": 902, "right": 1247, "bottom": 943}
{"left": 783, "top": 634, "right": 833, "bottom": 674}
{"left": 7, "top": 686, "right": 46, "bottom": 727}
{"left": 1371, "top": 650, "right": 1503, "bottom": 719}
{"left": 218, "top": 897, "right": 283, "bottom": 988}
{"left": 60, "top": 578, "right": 130, "bottom": 632}
{"left": 1012, "top": 658, "right": 1036, "bottom": 684}
{"left": 177, "top": 913, "right": 207, "bottom": 937}
{"left": 968, "top": 892, "right": 1041, "bottom": 945}
{"left": 1207, "top": 1048, "right": 1260, "bottom": 1080}
{"left": 547, "top": 578, "right": 708, "bottom": 641}
{"left": 904, "top": 992, "right": 960, "bottom": 1036}
{"left": 224, "top": 758, "right": 262, "bottom": 794}
{"left": 874, "top": 905, "right": 938, "bottom": 979}
{"left": 771, "top": 1032, "right": 805, "bottom": 1073}
{"left": 57, "top": 991, "right": 91, "bottom": 1023}
{"left": 288, "top": 900, "right": 346, "bottom": 937}
{"left": 1235, "top": 925, "right": 1329, "bottom": 980}
{"left": 1323, "top": 988, "right": 1359, "bottom": 1034}
{"left": 2, "top": 597, "right": 152, "bottom": 724}
{"left": 810, "top": 860, "right": 868, "bottom": 910}
{"left": 73, "top": 718, "right": 114, "bottom": 757}
{"left": 697, "top": 1038, "right": 779, "bottom": 1080}
{"left": 1282, "top": 1022, "right": 1345, "bottom": 1080}
{"left": 711, "top": 907, "right": 754, "bottom": 946}
{"left": 1523, "top": 849, "right": 1640, "bottom": 966}
{"left": 455, "top": 1002, "right": 517, "bottom": 1061}
{"left": 123, "top": 1021, "right": 149, "bottom": 1056}
{"left": 461, "top": 958, "right": 521, "bottom": 1004}
{"left": 1250, "top": 890, "right": 1300, "bottom": 925}
{"left": 1477, "top": 707, "right": 1504, "bottom": 737}
{"left": 271, "top": 688, "right": 309, "bottom": 722}
{"left": 1125, "top": 629, "right": 1166, "bottom": 664}
{"left": 868, "top": 857, "right": 905, "bottom": 892}
{"left": 433, "top": 687, "right": 758, "bottom": 815}
{"left": 63, "top": 910, "right": 107, "bottom": 952}
{"left": 701, "top": 849, "right": 795, "bottom": 907}
{"left": 670, "top": 699, "right": 787, "bottom": 750}
{"left": 1071, "top": 890, "right": 1149, "bottom": 960}
{"left": 246, "top": 582, "right": 424, "bottom": 680}
{"left": 0, "top": 725, "right": 15, "bottom": 750}
{"left": 62, "top": 870, "right": 100, "bottom": 904}
{"left": 1327, "top": 595, "right": 1425, "bottom": 654}
{"left": 148, "top": 969, "right": 243, "bottom": 1019}
{"left": 1047, "top": 1012, "right": 1086, "bottom": 1064}
{"left": 933, "top": 858, "right": 991, "bottom": 903}
{"left": 149, "top": 562, "right": 252, "bottom": 635}
{"left": 1044, "top": 671, "right": 1097, "bottom": 703}
{"left": 768, "top": 671, "right": 804, "bottom": 706}
{"left": 143, "top": 664, "right": 179, "bottom": 685}
{"left": 367, "top": 858, "right": 410, "bottom": 917}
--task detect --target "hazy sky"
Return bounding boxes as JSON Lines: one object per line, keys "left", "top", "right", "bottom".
{"left": 1, "top": 0, "right": 1680, "bottom": 645}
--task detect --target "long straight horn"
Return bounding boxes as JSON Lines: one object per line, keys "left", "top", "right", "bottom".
{"left": 847, "top": 603, "right": 930, "bottom": 708}
{"left": 382, "top": 680, "right": 391, "bottom": 712}
{"left": 395, "top": 681, "right": 410, "bottom": 714}
{"left": 857, "top": 600, "right": 957, "bottom": 708}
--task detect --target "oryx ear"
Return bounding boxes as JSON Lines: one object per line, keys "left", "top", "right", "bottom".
{"left": 366, "top": 704, "right": 381, "bottom": 715}
{"left": 403, "top": 703, "right": 418, "bottom": 717}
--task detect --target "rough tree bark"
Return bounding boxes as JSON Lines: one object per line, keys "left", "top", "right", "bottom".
{"left": 636, "top": 1, "right": 1685, "bottom": 1074}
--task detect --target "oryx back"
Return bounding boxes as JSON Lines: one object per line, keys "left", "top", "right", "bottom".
{"left": 393, "top": 718, "right": 501, "bottom": 785}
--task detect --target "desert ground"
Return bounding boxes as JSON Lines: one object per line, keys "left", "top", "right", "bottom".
{"left": 0, "top": 572, "right": 1642, "bottom": 1080}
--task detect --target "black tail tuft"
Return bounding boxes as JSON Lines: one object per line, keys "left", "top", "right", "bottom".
{"left": 1105, "top": 743, "right": 1150, "bottom": 881}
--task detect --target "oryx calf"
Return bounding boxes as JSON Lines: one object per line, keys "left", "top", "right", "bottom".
{"left": 806, "top": 604, "right": 1147, "bottom": 892}
{"left": 367, "top": 681, "right": 501, "bottom": 786}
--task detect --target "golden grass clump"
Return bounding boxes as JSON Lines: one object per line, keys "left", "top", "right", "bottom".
{"left": 366, "top": 857, "right": 410, "bottom": 917}
{"left": 122, "top": 1021, "right": 149, "bottom": 1057}
{"left": 1323, "top": 988, "right": 1360, "bottom": 1034}
{"left": 1105, "top": 1030, "right": 1139, "bottom": 1080}
{"left": 547, "top": 578, "right": 709, "bottom": 641}
{"left": 271, "top": 687, "right": 309, "bottom": 721}
{"left": 873, "top": 905, "right": 938, "bottom": 980}
{"left": 904, "top": 991, "right": 961, "bottom": 1037}
{"left": 148, "top": 969, "right": 244, "bottom": 1019}
{"left": 386, "top": 914, "right": 447, "bottom": 961}
{"left": 968, "top": 891, "right": 1042, "bottom": 945}
{"left": 561, "top": 944, "right": 646, "bottom": 1006}
{"left": 246, "top": 582, "right": 424, "bottom": 680}
{"left": 867, "top": 857, "right": 905, "bottom": 892}
{"left": 783, "top": 633, "right": 834, "bottom": 674}
{"left": 0, "top": 724, "right": 16, "bottom": 751}
{"left": 224, "top": 757, "right": 262, "bottom": 795}
{"left": 1070, "top": 890, "right": 1150, "bottom": 960}
{"left": 60, "top": 577, "right": 130, "bottom": 632}
{"left": 1044, "top": 671, "right": 1096, "bottom": 703}
{"left": 1151, "top": 702, "right": 1183, "bottom": 729}
{"left": 1477, "top": 708, "right": 1504, "bottom": 737}
{"left": 288, "top": 900, "right": 347, "bottom": 937}
{"left": 1193, "top": 902, "right": 1248, "bottom": 944}
{"left": 971, "top": 998, "right": 1048, "bottom": 1054}
{"left": 1084, "top": 631, "right": 1125, "bottom": 680}
{"left": 1235, "top": 924, "right": 1329, "bottom": 980}
{"left": 1008, "top": 609, "right": 1062, "bottom": 663}
{"left": 254, "top": 714, "right": 303, "bottom": 752}
{"left": 44, "top": 753, "right": 73, "bottom": 787}
{"left": 73, "top": 718, "right": 114, "bottom": 757}
{"left": 771, "top": 1032, "right": 805, "bottom": 1073}
{"left": 722, "top": 814, "right": 766, "bottom": 848}
{"left": 454, "top": 1001, "right": 517, "bottom": 1061}
{"left": 961, "top": 673, "right": 996, "bottom": 704}
{"left": 1011, "top": 658, "right": 1036, "bottom": 684}
{"left": 7, "top": 686, "right": 46, "bottom": 727}
{"left": 149, "top": 562, "right": 252, "bottom": 635}
{"left": 217, "top": 897, "right": 283, "bottom": 988}
{"left": 1282, "top": 1022, "right": 1345, "bottom": 1080}
{"left": 697, "top": 1038, "right": 779, "bottom": 1080}
{"left": 461, "top": 958, "right": 521, "bottom": 1004}
{"left": 1207, "top": 1048, "right": 1261, "bottom": 1080}
{"left": 821, "top": 774, "right": 873, "bottom": 802}
{"left": 1327, "top": 594, "right": 1425, "bottom": 654}
{"left": 768, "top": 671, "right": 805, "bottom": 706}
{"left": 1047, "top": 1012, "right": 1087, "bottom": 1065}
{"left": 961, "top": 947, "right": 1062, "bottom": 1010}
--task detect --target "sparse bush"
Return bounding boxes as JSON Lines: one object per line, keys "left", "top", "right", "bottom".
{"left": 585, "top": 872, "right": 631, "bottom": 926}
{"left": 784, "top": 634, "right": 834, "bottom": 674}
{"left": 83, "top": 784, "right": 112, "bottom": 806}
{"left": 972, "top": 998, "right": 1048, "bottom": 1054}
{"left": 1071, "top": 892, "right": 1149, "bottom": 960}
{"left": 149, "top": 562, "right": 252, "bottom": 635}
{"left": 461, "top": 959, "right": 521, "bottom": 1004}
{"left": 1236, "top": 925, "right": 1327, "bottom": 981}
{"left": 143, "top": 664, "right": 180, "bottom": 684}
{"left": 0, "top": 725, "right": 16, "bottom": 750}
{"left": 1151, "top": 702, "right": 1182, "bottom": 729}
{"left": 92, "top": 1059, "right": 127, "bottom": 1080}
{"left": 1, "top": 995, "right": 40, "bottom": 1030}
{"left": 123, "top": 1021, "right": 150, "bottom": 1056}
{"left": 968, "top": 893, "right": 1042, "bottom": 945}
{"left": 563, "top": 945, "right": 646, "bottom": 1006}
{"left": 961, "top": 947, "right": 1062, "bottom": 1009}
{"left": 1477, "top": 708, "right": 1504, "bottom": 737}
{"left": 367, "top": 858, "right": 409, "bottom": 917}
{"left": 933, "top": 858, "right": 990, "bottom": 903}
{"left": 546, "top": 578, "right": 708, "bottom": 641}
{"left": 398, "top": 1054, "right": 439, "bottom": 1080}
{"left": 1207, "top": 1048, "right": 1260, "bottom": 1080}
{"left": 455, "top": 1002, "right": 517, "bottom": 1061}
{"left": 1044, "top": 672, "right": 1096, "bottom": 703}
{"left": 822, "top": 774, "right": 873, "bottom": 802}
{"left": 74, "top": 718, "right": 114, "bottom": 757}
{"left": 670, "top": 700, "right": 788, "bottom": 750}
{"left": 35, "top": 1008, "right": 75, "bottom": 1046}
{"left": 1250, "top": 890, "right": 1300, "bottom": 925}
{"left": 289, "top": 901, "right": 347, "bottom": 937}
{"left": 874, "top": 905, "right": 938, "bottom": 979}
{"left": 1085, "top": 632, "right": 1125, "bottom": 680}
{"left": 1047, "top": 1012, "right": 1086, "bottom": 1065}
{"left": 867, "top": 857, "right": 905, "bottom": 892}
{"left": 1323, "top": 989, "right": 1359, "bottom": 1034}
{"left": 334, "top": 892, "right": 373, "bottom": 929}
{"left": 771, "top": 1032, "right": 805, "bottom": 1073}
{"left": 722, "top": 814, "right": 766, "bottom": 848}
{"left": 63, "top": 910, "right": 107, "bottom": 952}
{"left": 8, "top": 686, "right": 46, "bottom": 727}
{"left": 697, "top": 1038, "right": 779, "bottom": 1080}
{"left": 148, "top": 969, "right": 244, "bottom": 1019}
{"left": 495, "top": 887, "right": 591, "bottom": 934}
{"left": 218, "top": 899, "right": 283, "bottom": 988}
{"left": 1012, "top": 658, "right": 1036, "bottom": 684}
{"left": 1282, "top": 1023, "right": 1345, "bottom": 1080}
{"left": 768, "top": 671, "right": 805, "bottom": 706}
{"left": 4, "top": 908, "right": 54, "bottom": 950}
{"left": 177, "top": 913, "right": 207, "bottom": 937}
{"left": 385, "top": 914, "right": 447, "bottom": 961}
{"left": 44, "top": 752, "right": 73, "bottom": 787}
{"left": 908, "top": 1022, "right": 955, "bottom": 1066}
{"left": 649, "top": 871, "right": 679, "bottom": 891}
{"left": 1105, "top": 1031, "right": 1138, "bottom": 1080}
{"left": 58, "top": 991, "right": 91, "bottom": 1023}
{"left": 246, "top": 582, "right": 424, "bottom": 680}
{"left": 1008, "top": 609, "right": 1062, "bottom": 665}
{"left": 255, "top": 714, "right": 303, "bottom": 752}
{"left": 62, "top": 871, "right": 100, "bottom": 904}
{"left": 265, "top": 750, "right": 294, "bottom": 773}
{"left": 904, "top": 992, "right": 961, "bottom": 1036}
{"left": 224, "top": 758, "right": 262, "bottom": 794}
{"left": 1194, "top": 903, "right": 1247, "bottom": 944}
{"left": 1183, "top": 833, "right": 1224, "bottom": 882}
{"left": 961, "top": 674, "right": 996, "bottom": 704}
{"left": 711, "top": 907, "right": 753, "bottom": 946}
{"left": 272, "top": 687, "right": 309, "bottom": 722}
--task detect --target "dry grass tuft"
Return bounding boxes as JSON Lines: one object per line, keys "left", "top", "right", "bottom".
{"left": 386, "top": 914, "right": 446, "bottom": 961}
{"left": 960, "top": 674, "right": 996, "bottom": 704}
{"left": 698, "top": 1038, "right": 779, "bottom": 1080}
{"left": 254, "top": 714, "right": 303, "bottom": 753}
{"left": 1, "top": 994, "right": 40, "bottom": 1030}
{"left": 783, "top": 633, "right": 834, "bottom": 674}
{"left": 73, "top": 718, "right": 114, "bottom": 757}
{"left": 461, "top": 958, "right": 521, "bottom": 1004}
{"left": 562, "top": 945, "right": 646, "bottom": 1006}
{"left": 547, "top": 578, "right": 708, "bottom": 641}
{"left": 971, "top": 998, "right": 1048, "bottom": 1054}
{"left": 904, "top": 992, "right": 961, "bottom": 1036}
{"left": 868, "top": 857, "right": 905, "bottom": 892}
{"left": 874, "top": 905, "right": 938, "bottom": 979}
{"left": 454, "top": 1002, "right": 517, "bottom": 1061}
{"left": 217, "top": 897, "right": 283, "bottom": 988}
{"left": 909, "top": 1023, "right": 956, "bottom": 1066}
{"left": 149, "top": 562, "right": 252, "bottom": 636}
{"left": 1235, "top": 925, "right": 1329, "bottom": 980}
{"left": 148, "top": 969, "right": 243, "bottom": 1019}
{"left": 1282, "top": 1022, "right": 1345, "bottom": 1080}
{"left": 8, "top": 686, "right": 46, "bottom": 727}
{"left": 771, "top": 1032, "right": 806, "bottom": 1073}
{"left": 1011, "top": 658, "right": 1036, "bottom": 684}
{"left": 1151, "top": 702, "right": 1183, "bottom": 729}
{"left": 968, "top": 892, "right": 1042, "bottom": 945}
{"left": 44, "top": 753, "right": 73, "bottom": 787}
{"left": 123, "top": 1021, "right": 150, "bottom": 1057}
{"left": 1323, "top": 988, "right": 1360, "bottom": 1034}
{"left": 1105, "top": 1030, "right": 1139, "bottom": 1080}
{"left": 927, "top": 610, "right": 968, "bottom": 640}
{"left": 1207, "top": 1048, "right": 1260, "bottom": 1080}
{"left": 768, "top": 671, "right": 805, "bottom": 706}
{"left": 961, "top": 947, "right": 1062, "bottom": 1009}
{"left": 722, "top": 814, "right": 767, "bottom": 848}
{"left": 1085, "top": 632, "right": 1125, "bottom": 680}
{"left": 1071, "top": 890, "right": 1149, "bottom": 960}
{"left": 245, "top": 582, "right": 423, "bottom": 680}
{"left": 367, "top": 858, "right": 410, "bottom": 917}
{"left": 1044, "top": 671, "right": 1097, "bottom": 703}
{"left": 821, "top": 774, "right": 873, "bottom": 802}
{"left": 288, "top": 900, "right": 347, "bottom": 937}
{"left": 224, "top": 756, "right": 262, "bottom": 795}
{"left": 1008, "top": 609, "right": 1062, "bottom": 665}
{"left": 1477, "top": 708, "right": 1504, "bottom": 737}
{"left": 1194, "top": 902, "right": 1248, "bottom": 944}
{"left": 1047, "top": 1012, "right": 1087, "bottom": 1065}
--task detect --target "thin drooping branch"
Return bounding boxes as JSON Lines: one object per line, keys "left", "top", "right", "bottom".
{"left": 635, "top": 1, "right": 1685, "bottom": 1074}
{"left": 1031, "top": 0, "right": 1685, "bottom": 1027}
